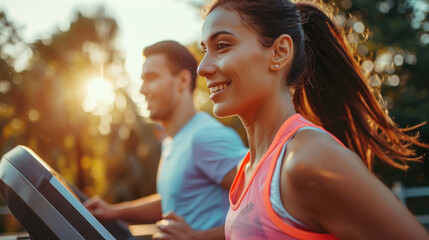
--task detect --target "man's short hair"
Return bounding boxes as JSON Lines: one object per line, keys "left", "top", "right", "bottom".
{"left": 143, "top": 40, "right": 198, "bottom": 91}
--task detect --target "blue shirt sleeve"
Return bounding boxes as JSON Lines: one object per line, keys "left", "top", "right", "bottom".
{"left": 192, "top": 126, "right": 248, "bottom": 184}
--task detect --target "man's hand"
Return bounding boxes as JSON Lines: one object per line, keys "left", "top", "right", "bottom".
{"left": 153, "top": 212, "right": 199, "bottom": 240}
{"left": 83, "top": 196, "right": 118, "bottom": 221}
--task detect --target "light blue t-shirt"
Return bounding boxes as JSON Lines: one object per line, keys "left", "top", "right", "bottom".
{"left": 156, "top": 112, "right": 248, "bottom": 230}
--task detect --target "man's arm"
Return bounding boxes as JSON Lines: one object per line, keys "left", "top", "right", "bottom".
{"left": 154, "top": 212, "right": 225, "bottom": 240}
{"left": 84, "top": 193, "right": 163, "bottom": 224}
{"left": 219, "top": 167, "right": 238, "bottom": 190}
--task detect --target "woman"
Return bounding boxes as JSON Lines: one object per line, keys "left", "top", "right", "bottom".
{"left": 198, "top": 0, "right": 429, "bottom": 239}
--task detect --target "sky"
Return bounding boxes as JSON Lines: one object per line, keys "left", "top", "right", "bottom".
{"left": 0, "top": 0, "right": 204, "bottom": 86}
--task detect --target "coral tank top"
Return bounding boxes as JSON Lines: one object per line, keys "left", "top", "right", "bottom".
{"left": 225, "top": 114, "right": 342, "bottom": 240}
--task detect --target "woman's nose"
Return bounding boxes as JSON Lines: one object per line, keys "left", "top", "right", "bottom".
{"left": 197, "top": 54, "right": 216, "bottom": 79}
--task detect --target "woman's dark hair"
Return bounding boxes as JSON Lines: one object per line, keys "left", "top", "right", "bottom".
{"left": 204, "top": 0, "right": 427, "bottom": 170}
{"left": 143, "top": 40, "right": 198, "bottom": 91}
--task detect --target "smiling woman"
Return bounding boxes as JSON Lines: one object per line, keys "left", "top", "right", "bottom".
{"left": 83, "top": 77, "right": 116, "bottom": 116}
{"left": 197, "top": 0, "right": 429, "bottom": 239}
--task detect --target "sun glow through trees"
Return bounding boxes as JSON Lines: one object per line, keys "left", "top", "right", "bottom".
{"left": 83, "top": 77, "right": 115, "bottom": 116}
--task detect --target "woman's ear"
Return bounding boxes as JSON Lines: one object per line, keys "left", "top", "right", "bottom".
{"left": 177, "top": 69, "right": 192, "bottom": 92}
{"left": 271, "top": 34, "right": 293, "bottom": 71}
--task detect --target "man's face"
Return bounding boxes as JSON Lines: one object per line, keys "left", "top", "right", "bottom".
{"left": 140, "top": 54, "right": 179, "bottom": 121}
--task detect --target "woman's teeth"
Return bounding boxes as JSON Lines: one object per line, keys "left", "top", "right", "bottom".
{"left": 210, "top": 83, "right": 229, "bottom": 94}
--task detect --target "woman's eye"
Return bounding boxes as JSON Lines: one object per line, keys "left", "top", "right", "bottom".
{"left": 216, "top": 43, "right": 230, "bottom": 51}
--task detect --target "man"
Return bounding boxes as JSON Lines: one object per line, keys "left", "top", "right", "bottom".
{"left": 84, "top": 40, "right": 248, "bottom": 239}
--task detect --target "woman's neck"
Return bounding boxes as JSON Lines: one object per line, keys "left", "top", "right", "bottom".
{"left": 240, "top": 92, "right": 296, "bottom": 168}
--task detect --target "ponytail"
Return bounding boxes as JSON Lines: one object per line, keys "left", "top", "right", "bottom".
{"left": 293, "top": 3, "right": 427, "bottom": 170}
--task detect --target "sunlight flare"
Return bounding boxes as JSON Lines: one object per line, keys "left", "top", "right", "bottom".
{"left": 83, "top": 77, "right": 115, "bottom": 116}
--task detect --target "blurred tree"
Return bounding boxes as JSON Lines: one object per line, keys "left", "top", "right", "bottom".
{"left": 0, "top": 8, "right": 162, "bottom": 207}
{"left": 0, "top": 11, "right": 28, "bottom": 150}
{"left": 0, "top": 10, "right": 28, "bottom": 233}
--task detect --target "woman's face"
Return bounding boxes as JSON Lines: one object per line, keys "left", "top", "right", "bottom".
{"left": 198, "top": 7, "right": 276, "bottom": 118}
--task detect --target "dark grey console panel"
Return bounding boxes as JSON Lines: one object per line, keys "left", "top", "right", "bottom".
{"left": 0, "top": 145, "right": 134, "bottom": 240}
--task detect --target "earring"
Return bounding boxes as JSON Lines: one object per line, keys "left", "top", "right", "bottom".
{"left": 274, "top": 64, "right": 279, "bottom": 68}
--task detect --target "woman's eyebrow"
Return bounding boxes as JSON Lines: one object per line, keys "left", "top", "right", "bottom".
{"left": 201, "top": 30, "right": 235, "bottom": 47}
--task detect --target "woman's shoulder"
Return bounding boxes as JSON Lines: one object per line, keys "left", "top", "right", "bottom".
{"left": 280, "top": 129, "right": 374, "bottom": 223}
{"left": 279, "top": 128, "right": 428, "bottom": 238}
{"left": 282, "top": 128, "right": 368, "bottom": 190}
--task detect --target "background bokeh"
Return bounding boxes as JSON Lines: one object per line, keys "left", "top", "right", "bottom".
{"left": 0, "top": 0, "right": 427, "bottom": 233}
